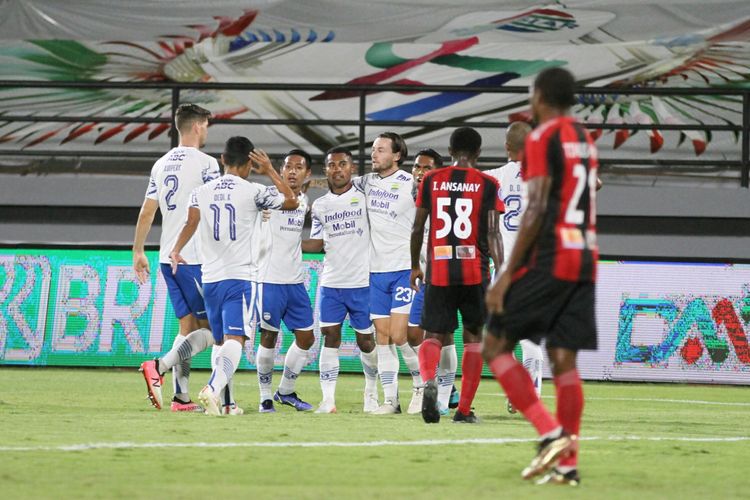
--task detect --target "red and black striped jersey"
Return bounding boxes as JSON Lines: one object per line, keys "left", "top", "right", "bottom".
{"left": 416, "top": 166, "right": 504, "bottom": 286}
{"left": 520, "top": 116, "right": 599, "bottom": 282}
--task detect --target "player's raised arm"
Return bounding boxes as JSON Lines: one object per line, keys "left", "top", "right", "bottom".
{"left": 302, "top": 205, "right": 325, "bottom": 253}
{"left": 132, "top": 197, "right": 159, "bottom": 284}
{"left": 169, "top": 206, "right": 200, "bottom": 275}
{"left": 250, "top": 149, "right": 299, "bottom": 211}
{"left": 410, "top": 207, "right": 428, "bottom": 290}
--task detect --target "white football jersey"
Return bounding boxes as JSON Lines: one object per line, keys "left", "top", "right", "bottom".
{"left": 145, "top": 147, "right": 220, "bottom": 264}
{"left": 352, "top": 170, "right": 415, "bottom": 273}
{"left": 485, "top": 161, "right": 526, "bottom": 265}
{"left": 257, "top": 193, "right": 309, "bottom": 284}
{"left": 190, "top": 174, "right": 285, "bottom": 283}
{"left": 310, "top": 186, "right": 370, "bottom": 288}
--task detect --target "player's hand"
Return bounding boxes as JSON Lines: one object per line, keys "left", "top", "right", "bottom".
{"left": 410, "top": 268, "right": 424, "bottom": 292}
{"left": 261, "top": 209, "right": 272, "bottom": 222}
{"left": 249, "top": 149, "right": 274, "bottom": 176}
{"left": 133, "top": 251, "right": 150, "bottom": 284}
{"left": 486, "top": 271, "right": 511, "bottom": 314}
{"left": 169, "top": 251, "right": 187, "bottom": 275}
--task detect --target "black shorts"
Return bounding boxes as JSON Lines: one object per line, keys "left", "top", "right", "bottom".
{"left": 486, "top": 270, "right": 597, "bottom": 351}
{"left": 420, "top": 283, "right": 486, "bottom": 335}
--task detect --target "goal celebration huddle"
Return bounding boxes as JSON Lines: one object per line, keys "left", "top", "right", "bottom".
{"left": 133, "top": 67, "right": 600, "bottom": 485}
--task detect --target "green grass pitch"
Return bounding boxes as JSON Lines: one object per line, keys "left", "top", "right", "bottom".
{"left": 0, "top": 368, "right": 748, "bottom": 499}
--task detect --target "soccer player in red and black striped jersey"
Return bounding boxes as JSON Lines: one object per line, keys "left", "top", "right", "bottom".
{"left": 483, "top": 67, "right": 599, "bottom": 485}
{"left": 410, "top": 127, "right": 504, "bottom": 424}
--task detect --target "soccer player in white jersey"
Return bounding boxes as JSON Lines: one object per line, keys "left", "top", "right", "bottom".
{"left": 134, "top": 103, "right": 220, "bottom": 412}
{"left": 302, "top": 147, "right": 379, "bottom": 414}
{"left": 351, "top": 132, "right": 422, "bottom": 415}
{"left": 408, "top": 148, "right": 460, "bottom": 415}
{"left": 255, "top": 149, "right": 316, "bottom": 413}
{"left": 170, "top": 136, "right": 298, "bottom": 416}
{"left": 484, "top": 121, "right": 545, "bottom": 413}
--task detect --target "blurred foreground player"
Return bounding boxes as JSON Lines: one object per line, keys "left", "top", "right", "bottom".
{"left": 134, "top": 103, "right": 219, "bottom": 411}
{"left": 483, "top": 67, "right": 599, "bottom": 485}
{"left": 302, "top": 147, "right": 379, "bottom": 414}
{"left": 170, "top": 137, "right": 297, "bottom": 416}
{"left": 411, "top": 127, "right": 504, "bottom": 424}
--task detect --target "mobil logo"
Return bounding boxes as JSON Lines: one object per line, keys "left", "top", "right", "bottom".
{"left": 615, "top": 293, "right": 750, "bottom": 366}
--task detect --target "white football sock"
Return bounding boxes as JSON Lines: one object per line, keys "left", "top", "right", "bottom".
{"left": 377, "top": 344, "right": 399, "bottom": 402}
{"left": 319, "top": 347, "right": 339, "bottom": 403}
{"left": 520, "top": 339, "right": 544, "bottom": 397}
{"left": 359, "top": 348, "right": 378, "bottom": 397}
{"left": 160, "top": 328, "right": 212, "bottom": 372}
{"left": 206, "top": 339, "right": 242, "bottom": 396}
{"left": 256, "top": 345, "right": 275, "bottom": 402}
{"left": 437, "top": 344, "right": 458, "bottom": 409}
{"left": 398, "top": 342, "right": 421, "bottom": 387}
{"left": 278, "top": 342, "right": 309, "bottom": 395}
{"left": 167, "top": 335, "right": 189, "bottom": 401}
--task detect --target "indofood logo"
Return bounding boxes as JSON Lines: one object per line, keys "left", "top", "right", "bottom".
{"left": 324, "top": 208, "right": 363, "bottom": 224}
{"left": 615, "top": 291, "right": 750, "bottom": 368}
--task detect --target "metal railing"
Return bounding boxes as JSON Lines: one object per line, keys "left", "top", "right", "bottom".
{"left": 0, "top": 80, "right": 748, "bottom": 187}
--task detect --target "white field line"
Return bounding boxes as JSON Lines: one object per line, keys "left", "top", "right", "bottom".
{"left": 1, "top": 436, "right": 748, "bottom": 453}
{"left": 474, "top": 394, "right": 750, "bottom": 407}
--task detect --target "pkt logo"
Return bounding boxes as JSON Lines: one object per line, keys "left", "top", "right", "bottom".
{"left": 616, "top": 296, "right": 750, "bottom": 366}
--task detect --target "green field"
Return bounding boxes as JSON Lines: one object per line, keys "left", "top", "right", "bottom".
{"left": 0, "top": 368, "right": 748, "bottom": 499}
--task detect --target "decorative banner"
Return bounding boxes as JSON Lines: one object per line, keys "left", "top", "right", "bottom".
{"left": 0, "top": 2, "right": 748, "bottom": 160}
{"left": 1, "top": 249, "right": 749, "bottom": 385}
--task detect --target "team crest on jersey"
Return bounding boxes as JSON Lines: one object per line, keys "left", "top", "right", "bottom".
{"left": 263, "top": 312, "right": 272, "bottom": 321}
{"left": 390, "top": 183, "right": 400, "bottom": 191}
{"left": 350, "top": 197, "right": 360, "bottom": 207}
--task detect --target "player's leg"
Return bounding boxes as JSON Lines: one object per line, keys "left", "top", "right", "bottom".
{"left": 199, "top": 280, "right": 254, "bottom": 416}
{"left": 538, "top": 282, "right": 596, "bottom": 485}
{"left": 256, "top": 283, "right": 279, "bottom": 411}
{"left": 390, "top": 271, "right": 422, "bottom": 408}
{"left": 274, "top": 284, "right": 315, "bottom": 411}
{"left": 346, "top": 286, "right": 378, "bottom": 412}
{"left": 370, "top": 273, "right": 401, "bottom": 412}
{"left": 437, "top": 336, "right": 458, "bottom": 413}
{"left": 483, "top": 272, "right": 574, "bottom": 478}
{"left": 141, "top": 264, "right": 210, "bottom": 410}
{"left": 316, "top": 287, "right": 345, "bottom": 413}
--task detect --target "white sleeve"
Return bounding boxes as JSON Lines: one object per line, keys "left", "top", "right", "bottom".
{"left": 310, "top": 204, "right": 324, "bottom": 240}
{"left": 202, "top": 158, "right": 221, "bottom": 184}
{"left": 189, "top": 187, "right": 199, "bottom": 209}
{"left": 351, "top": 175, "right": 366, "bottom": 192}
{"left": 145, "top": 173, "right": 158, "bottom": 200}
{"left": 254, "top": 185, "right": 285, "bottom": 210}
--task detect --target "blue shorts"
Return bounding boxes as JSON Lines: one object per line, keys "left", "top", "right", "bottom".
{"left": 160, "top": 263, "right": 207, "bottom": 320}
{"left": 259, "top": 282, "right": 315, "bottom": 332}
{"left": 203, "top": 279, "right": 258, "bottom": 343}
{"left": 408, "top": 286, "right": 425, "bottom": 327}
{"left": 319, "top": 286, "right": 371, "bottom": 333}
{"left": 369, "top": 270, "right": 414, "bottom": 318}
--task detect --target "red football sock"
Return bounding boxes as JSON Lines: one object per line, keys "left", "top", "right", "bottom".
{"left": 418, "top": 338, "right": 442, "bottom": 383}
{"left": 489, "top": 353, "right": 559, "bottom": 436}
{"left": 457, "top": 343, "right": 483, "bottom": 415}
{"left": 555, "top": 369, "right": 583, "bottom": 468}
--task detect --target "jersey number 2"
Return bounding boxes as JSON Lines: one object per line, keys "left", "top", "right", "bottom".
{"left": 164, "top": 175, "right": 179, "bottom": 211}
{"left": 435, "top": 197, "right": 473, "bottom": 239}
{"left": 565, "top": 164, "right": 597, "bottom": 225}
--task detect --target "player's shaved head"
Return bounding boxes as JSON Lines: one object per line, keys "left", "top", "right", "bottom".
{"left": 506, "top": 122, "right": 532, "bottom": 154}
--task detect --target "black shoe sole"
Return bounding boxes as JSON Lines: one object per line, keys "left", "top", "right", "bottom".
{"left": 421, "top": 381, "right": 440, "bottom": 424}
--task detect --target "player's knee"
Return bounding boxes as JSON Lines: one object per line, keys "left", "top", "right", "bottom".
{"left": 295, "top": 330, "right": 315, "bottom": 350}
{"left": 356, "top": 335, "right": 375, "bottom": 353}
{"left": 259, "top": 329, "right": 278, "bottom": 348}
